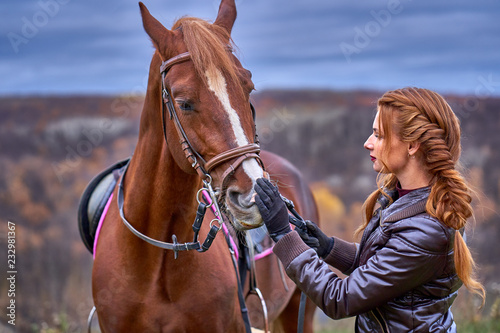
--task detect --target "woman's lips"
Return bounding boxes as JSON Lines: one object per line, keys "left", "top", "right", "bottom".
{"left": 370, "top": 155, "right": 376, "bottom": 162}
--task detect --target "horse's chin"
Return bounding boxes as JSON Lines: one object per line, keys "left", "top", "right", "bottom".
{"left": 225, "top": 205, "right": 263, "bottom": 231}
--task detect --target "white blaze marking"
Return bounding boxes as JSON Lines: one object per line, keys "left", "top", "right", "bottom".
{"left": 206, "top": 69, "right": 263, "bottom": 181}
{"left": 242, "top": 158, "right": 264, "bottom": 182}
{"left": 206, "top": 69, "right": 247, "bottom": 146}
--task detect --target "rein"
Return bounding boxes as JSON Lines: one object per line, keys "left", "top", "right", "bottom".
{"left": 117, "top": 161, "right": 221, "bottom": 259}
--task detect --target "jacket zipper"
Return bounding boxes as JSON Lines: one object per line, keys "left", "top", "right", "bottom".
{"left": 372, "top": 308, "right": 390, "bottom": 333}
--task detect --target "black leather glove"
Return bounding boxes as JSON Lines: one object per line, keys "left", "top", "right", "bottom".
{"left": 254, "top": 178, "right": 291, "bottom": 242}
{"left": 297, "top": 220, "right": 333, "bottom": 258}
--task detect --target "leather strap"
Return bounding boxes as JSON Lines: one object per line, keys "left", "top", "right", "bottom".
{"left": 117, "top": 161, "right": 216, "bottom": 257}
{"left": 229, "top": 243, "right": 253, "bottom": 333}
{"left": 205, "top": 143, "right": 260, "bottom": 173}
{"left": 297, "top": 292, "right": 307, "bottom": 333}
{"left": 221, "top": 153, "right": 261, "bottom": 185}
{"left": 160, "top": 52, "right": 191, "bottom": 74}
{"left": 162, "top": 77, "right": 209, "bottom": 179}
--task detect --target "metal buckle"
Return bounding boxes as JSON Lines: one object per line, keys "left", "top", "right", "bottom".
{"left": 197, "top": 188, "right": 214, "bottom": 208}
{"left": 203, "top": 176, "right": 223, "bottom": 222}
{"left": 209, "top": 218, "right": 222, "bottom": 230}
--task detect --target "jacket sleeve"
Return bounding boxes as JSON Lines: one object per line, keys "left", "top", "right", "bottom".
{"left": 323, "top": 237, "right": 358, "bottom": 274}
{"left": 273, "top": 219, "right": 450, "bottom": 319}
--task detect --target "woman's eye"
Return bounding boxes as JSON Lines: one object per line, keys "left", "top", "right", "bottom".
{"left": 177, "top": 101, "right": 194, "bottom": 111}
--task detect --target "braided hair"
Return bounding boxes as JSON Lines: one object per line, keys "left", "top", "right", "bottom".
{"left": 358, "top": 87, "right": 485, "bottom": 305}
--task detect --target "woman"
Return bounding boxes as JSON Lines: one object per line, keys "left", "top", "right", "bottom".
{"left": 254, "top": 87, "right": 485, "bottom": 332}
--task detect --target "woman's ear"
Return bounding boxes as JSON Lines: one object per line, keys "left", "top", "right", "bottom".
{"left": 408, "top": 141, "right": 421, "bottom": 157}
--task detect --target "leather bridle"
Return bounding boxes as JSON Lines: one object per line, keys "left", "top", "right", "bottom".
{"left": 117, "top": 51, "right": 265, "bottom": 256}
{"left": 159, "top": 51, "right": 263, "bottom": 184}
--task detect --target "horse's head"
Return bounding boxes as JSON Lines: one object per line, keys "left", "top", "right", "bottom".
{"left": 139, "top": 1, "right": 264, "bottom": 230}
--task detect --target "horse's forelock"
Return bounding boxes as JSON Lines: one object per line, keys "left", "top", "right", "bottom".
{"left": 172, "top": 17, "right": 244, "bottom": 98}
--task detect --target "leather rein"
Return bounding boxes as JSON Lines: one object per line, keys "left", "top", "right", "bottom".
{"left": 117, "top": 51, "right": 264, "bottom": 257}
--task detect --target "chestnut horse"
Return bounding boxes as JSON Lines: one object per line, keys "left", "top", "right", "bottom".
{"left": 92, "top": 1, "right": 319, "bottom": 331}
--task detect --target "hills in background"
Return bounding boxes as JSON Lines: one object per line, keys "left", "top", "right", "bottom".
{"left": 0, "top": 90, "right": 499, "bottom": 331}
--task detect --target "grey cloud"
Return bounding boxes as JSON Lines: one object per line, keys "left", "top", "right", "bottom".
{"left": 1, "top": 0, "right": 499, "bottom": 96}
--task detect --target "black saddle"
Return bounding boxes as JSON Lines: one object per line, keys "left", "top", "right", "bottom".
{"left": 77, "top": 158, "right": 130, "bottom": 253}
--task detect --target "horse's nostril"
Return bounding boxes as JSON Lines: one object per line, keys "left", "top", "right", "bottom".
{"left": 227, "top": 187, "right": 253, "bottom": 209}
{"left": 228, "top": 189, "right": 239, "bottom": 205}
{"left": 228, "top": 188, "right": 242, "bottom": 207}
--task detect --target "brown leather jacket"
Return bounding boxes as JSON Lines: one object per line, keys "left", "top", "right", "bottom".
{"left": 273, "top": 187, "right": 461, "bottom": 332}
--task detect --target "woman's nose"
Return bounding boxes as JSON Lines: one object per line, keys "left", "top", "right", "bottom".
{"left": 364, "top": 135, "right": 374, "bottom": 150}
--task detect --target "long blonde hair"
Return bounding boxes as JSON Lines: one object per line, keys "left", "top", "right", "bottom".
{"left": 358, "top": 87, "right": 485, "bottom": 305}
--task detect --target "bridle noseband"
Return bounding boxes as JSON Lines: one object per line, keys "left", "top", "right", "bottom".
{"left": 117, "top": 51, "right": 264, "bottom": 257}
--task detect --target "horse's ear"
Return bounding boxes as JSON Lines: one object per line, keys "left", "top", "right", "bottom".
{"left": 139, "top": 2, "right": 173, "bottom": 56}
{"left": 213, "top": 0, "right": 237, "bottom": 35}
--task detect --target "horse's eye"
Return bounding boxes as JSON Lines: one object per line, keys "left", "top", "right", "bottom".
{"left": 176, "top": 100, "right": 194, "bottom": 111}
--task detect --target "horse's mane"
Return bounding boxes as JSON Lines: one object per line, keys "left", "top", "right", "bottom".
{"left": 172, "top": 17, "right": 243, "bottom": 95}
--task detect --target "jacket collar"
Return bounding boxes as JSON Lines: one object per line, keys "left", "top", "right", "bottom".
{"left": 379, "top": 187, "right": 430, "bottom": 223}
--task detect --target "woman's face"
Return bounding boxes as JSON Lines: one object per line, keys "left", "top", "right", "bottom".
{"left": 364, "top": 111, "right": 409, "bottom": 174}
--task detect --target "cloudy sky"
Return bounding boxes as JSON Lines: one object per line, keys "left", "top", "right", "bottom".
{"left": 1, "top": 0, "right": 499, "bottom": 96}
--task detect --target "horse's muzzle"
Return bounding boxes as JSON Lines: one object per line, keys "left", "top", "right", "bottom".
{"left": 225, "top": 185, "right": 263, "bottom": 230}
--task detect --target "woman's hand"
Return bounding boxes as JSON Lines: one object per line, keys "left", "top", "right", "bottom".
{"left": 297, "top": 220, "right": 334, "bottom": 258}
{"left": 254, "top": 178, "right": 291, "bottom": 242}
